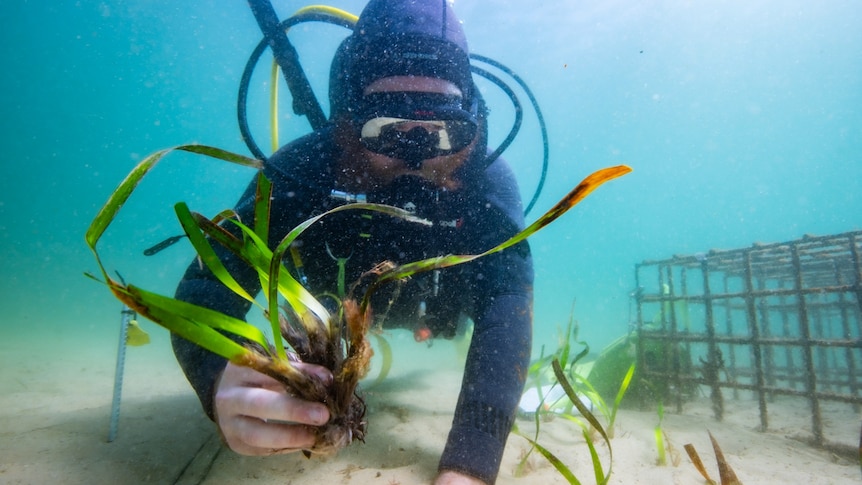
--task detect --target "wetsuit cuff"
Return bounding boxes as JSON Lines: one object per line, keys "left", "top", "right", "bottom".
{"left": 438, "top": 426, "right": 506, "bottom": 484}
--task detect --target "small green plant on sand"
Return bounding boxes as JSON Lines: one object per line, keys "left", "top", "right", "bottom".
{"left": 514, "top": 297, "right": 637, "bottom": 483}
{"left": 653, "top": 401, "right": 682, "bottom": 467}
{"left": 522, "top": 302, "right": 635, "bottom": 435}
{"left": 85, "top": 143, "right": 631, "bottom": 456}
{"left": 655, "top": 401, "right": 667, "bottom": 465}
{"left": 570, "top": 361, "right": 635, "bottom": 440}
{"left": 520, "top": 300, "right": 590, "bottom": 417}
{"left": 513, "top": 358, "right": 634, "bottom": 484}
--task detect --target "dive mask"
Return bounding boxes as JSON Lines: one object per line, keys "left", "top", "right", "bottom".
{"left": 356, "top": 92, "right": 478, "bottom": 168}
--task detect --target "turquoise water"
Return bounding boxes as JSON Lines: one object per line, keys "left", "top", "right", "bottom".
{"left": 2, "top": 0, "right": 860, "bottom": 359}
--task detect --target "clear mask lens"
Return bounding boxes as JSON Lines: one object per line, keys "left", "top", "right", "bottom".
{"left": 362, "top": 118, "right": 462, "bottom": 149}
{"left": 355, "top": 92, "right": 478, "bottom": 165}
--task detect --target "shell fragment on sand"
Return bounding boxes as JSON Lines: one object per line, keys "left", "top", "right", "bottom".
{"left": 518, "top": 384, "right": 594, "bottom": 417}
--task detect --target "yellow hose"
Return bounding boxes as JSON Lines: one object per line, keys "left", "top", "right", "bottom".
{"left": 294, "top": 5, "right": 358, "bottom": 24}
{"left": 268, "top": 6, "right": 358, "bottom": 153}
{"left": 367, "top": 333, "right": 393, "bottom": 387}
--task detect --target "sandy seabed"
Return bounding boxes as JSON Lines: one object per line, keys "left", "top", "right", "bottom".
{"left": 1, "top": 325, "right": 859, "bottom": 485}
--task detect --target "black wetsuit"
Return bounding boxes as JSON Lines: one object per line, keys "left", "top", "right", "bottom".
{"left": 173, "top": 126, "right": 533, "bottom": 483}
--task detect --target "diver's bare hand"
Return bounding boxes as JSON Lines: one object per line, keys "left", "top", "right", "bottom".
{"left": 214, "top": 361, "right": 332, "bottom": 455}
{"left": 434, "top": 470, "right": 486, "bottom": 485}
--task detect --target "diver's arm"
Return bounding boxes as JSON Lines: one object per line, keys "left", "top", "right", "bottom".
{"left": 437, "top": 248, "right": 533, "bottom": 484}
{"left": 438, "top": 157, "right": 534, "bottom": 484}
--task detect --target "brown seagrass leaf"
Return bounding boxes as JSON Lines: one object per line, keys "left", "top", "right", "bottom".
{"left": 709, "top": 431, "right": 742, "bottom": 485}
{"left": 360, "top": 165, "right": 632, "bottom": 313}
{"left": 684, "top": 443, "right": 716, "bottom": 485}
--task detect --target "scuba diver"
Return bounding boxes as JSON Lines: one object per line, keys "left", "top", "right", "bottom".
{"left": 172, "top": 0, "right": 533, "bottom": 483}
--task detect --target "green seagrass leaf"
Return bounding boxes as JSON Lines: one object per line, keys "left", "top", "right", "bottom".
{"left": 265, "top": 201, "right": 431, "bottom": 327}
{"left": 86, "top": 145, "right": 262, "bottom": 252}
{"left": 610, "top": 363, "right": 636, "bottom": 428}
{"left": 553, "top": 359, "right": 612, "bottom": 461}
{"left": 86, "top": 148, "right": 169, "bottom": 251}
{"left": 175, "top": 202, "right": 259, "bottom": 306}
{"left": 582, "top": 427, "right": 607, "bottom": 484}
{"left": 512, "top": 428, "right": 582, "bottom": 485}
{"left": 362, "top": 166, "right": 632, "bottom": 310}
{"left": 177, "top": 144, "right": 263, "bottom": 169}
{"left": 253, "top": 172, "right": 273, "bottom": 244}
{"left": 123, "top": 284, "right": 270, "bottom": 355}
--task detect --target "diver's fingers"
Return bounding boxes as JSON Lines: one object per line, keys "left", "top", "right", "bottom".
{"left": 225, "top": 415, "right": 317, "bottom": 455}
{"left": 215, "top": 386, "right": 331, "bottom": 455}
{"left": 218, "top": 385, "right": 330, "bottom": 425}
{"left": 216, "top": 364, "right": 331, "bottom": 425}
{"left": 291, "top": 362, "right": 334, "bottom": 387}
{"left": 223, "top": 360, "right": 333, "bottom": 391}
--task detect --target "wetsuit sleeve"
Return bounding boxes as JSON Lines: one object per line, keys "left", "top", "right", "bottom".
{"left": 438, "top": 159, "right": 534, "bottom": 483}
{"left": 171, "top": 179, "right": 261, "bottom": 420}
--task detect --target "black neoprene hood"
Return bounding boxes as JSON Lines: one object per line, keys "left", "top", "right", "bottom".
{"left": 329, "top": 0, "right": 474, "bottom": 119}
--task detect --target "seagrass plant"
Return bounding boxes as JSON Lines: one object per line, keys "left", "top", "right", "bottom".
{"left": 515, "top": 302, "right": 636, "bottom": 484}
{"left": 85, "top": 143, "right": 630, "bottom": 456}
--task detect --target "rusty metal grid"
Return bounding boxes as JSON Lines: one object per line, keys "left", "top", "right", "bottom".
{"left": 633, "top": 230, "right": 862, "bottom": 456}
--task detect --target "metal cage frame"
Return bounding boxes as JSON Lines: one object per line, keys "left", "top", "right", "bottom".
{"left": 634, "top": 230, "right": 862, "bottom": 456}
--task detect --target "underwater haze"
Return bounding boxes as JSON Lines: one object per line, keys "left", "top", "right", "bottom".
{"left": 1, "top": 0, "right": 860, "bottom": 360}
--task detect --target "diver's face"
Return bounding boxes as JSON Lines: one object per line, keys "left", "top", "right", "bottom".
{"left": 354, "top": 76, "right": 476, "bottom": 191}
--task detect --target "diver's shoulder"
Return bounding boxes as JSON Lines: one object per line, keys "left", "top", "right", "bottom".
{"left": 478, "top": 155, "right": 523, "bottom": 219}
{"left": 482, "top": 155, "right": 518, "bottom": 186}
